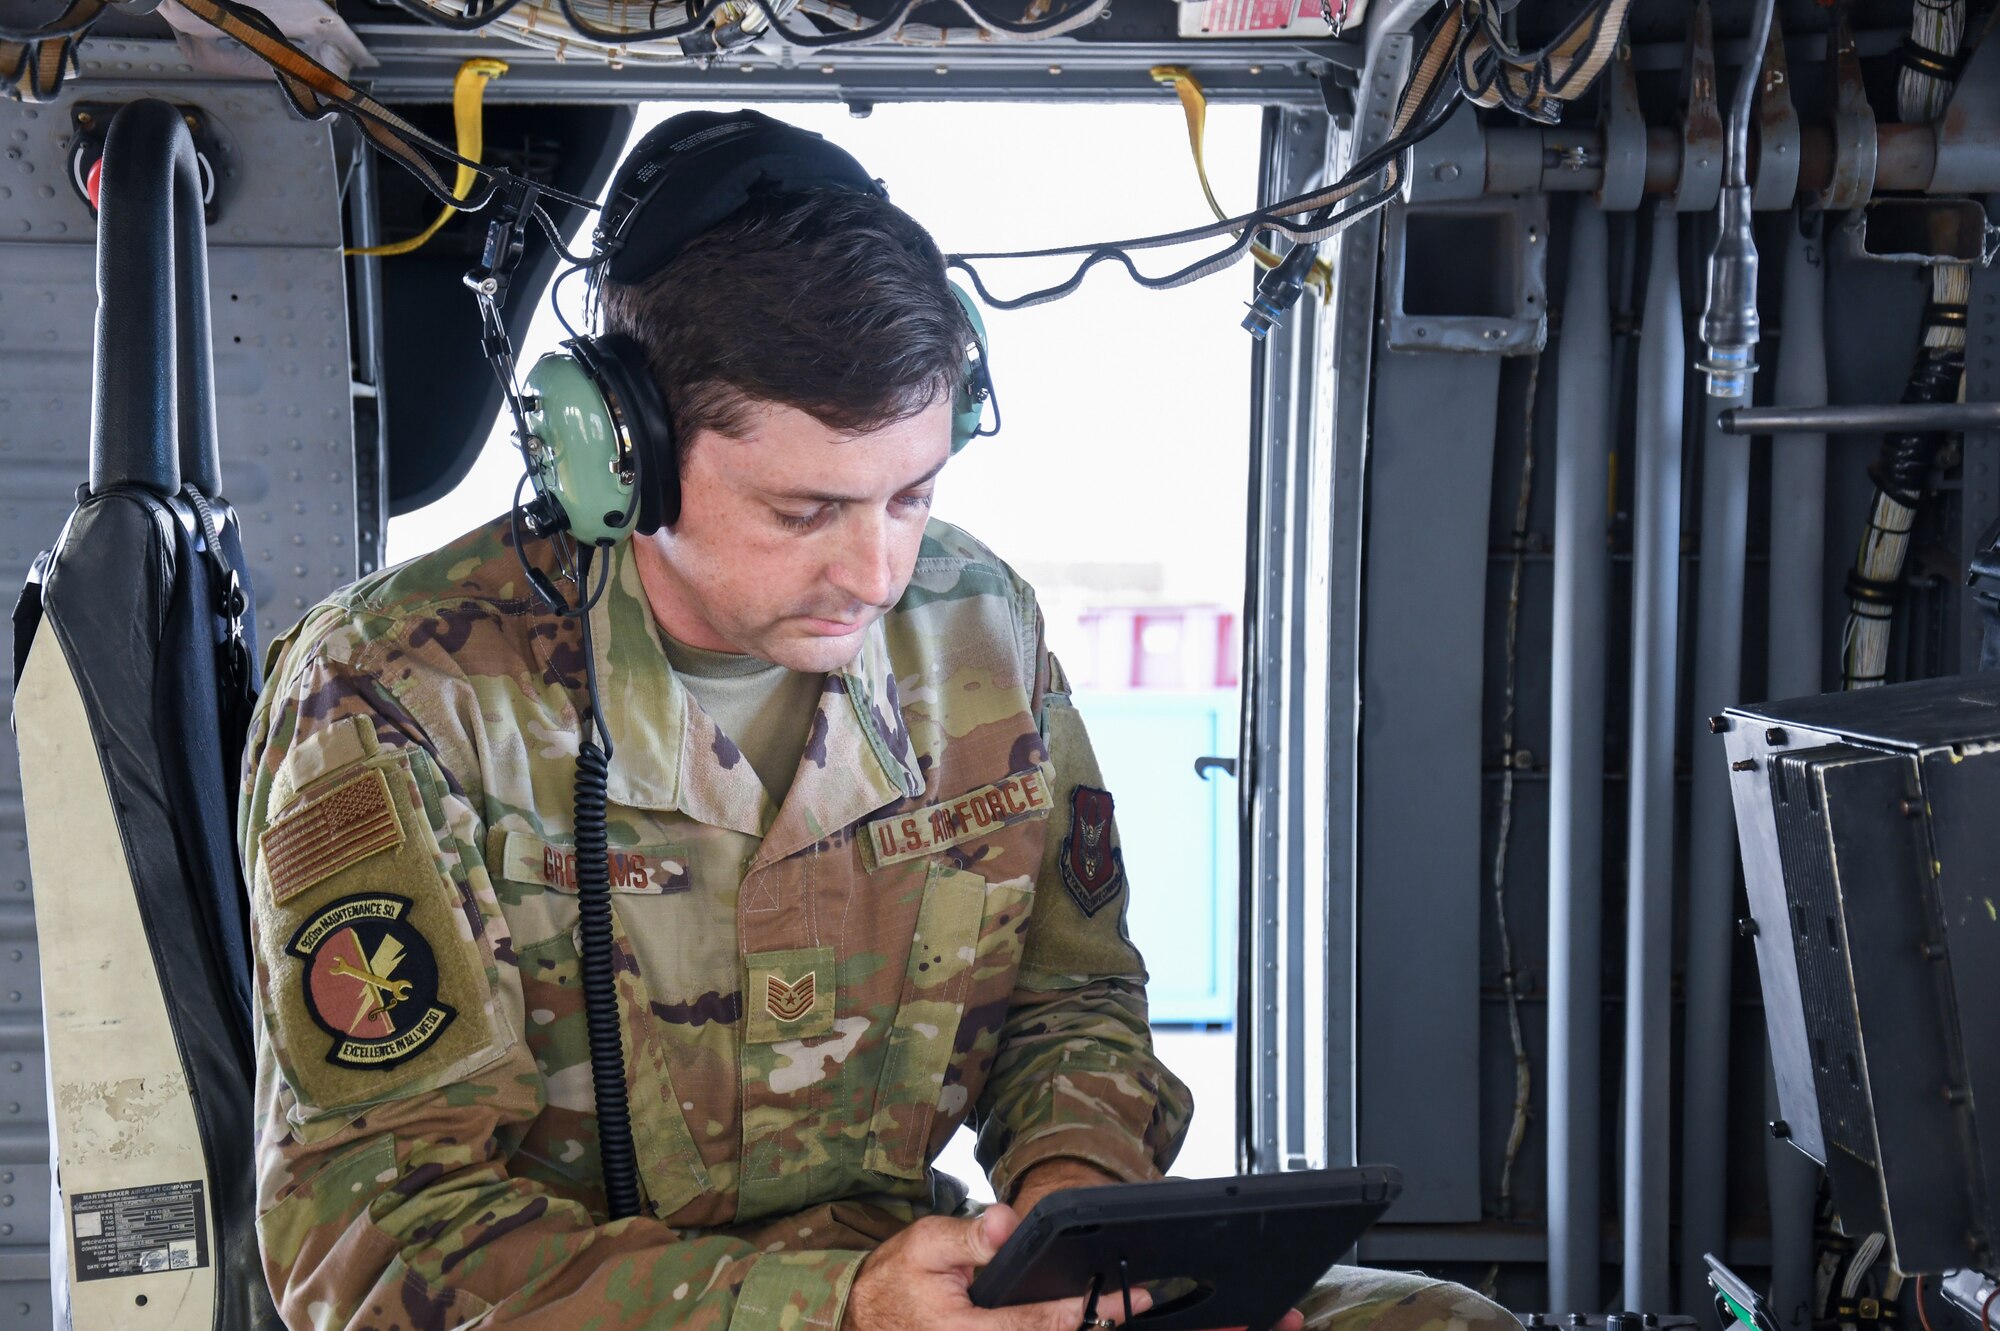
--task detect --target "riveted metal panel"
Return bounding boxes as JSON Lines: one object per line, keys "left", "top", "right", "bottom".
{"left": 0, "top": 67, "right": 354, "bottom": 1319}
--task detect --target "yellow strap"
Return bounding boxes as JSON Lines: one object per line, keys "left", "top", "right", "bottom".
{"left": 346, "top": 57, "right": 508, "bottom": 258}
{"left": 1151, "top": 66, "right": 1333, "bottom": 301}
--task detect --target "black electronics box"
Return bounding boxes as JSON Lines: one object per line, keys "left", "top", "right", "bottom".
{"left": 1722, "top": 674, "right": 2000, "bottom": 1273}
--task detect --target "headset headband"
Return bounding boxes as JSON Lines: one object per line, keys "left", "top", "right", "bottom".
{"left": 594, "top": 109, "right": 888, "bottom": 286}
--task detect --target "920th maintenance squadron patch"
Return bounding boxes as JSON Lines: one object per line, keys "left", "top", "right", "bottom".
{"left": 286, "top": 894, "right": 456, "bottom": 1070}
{"left": 1059, "top": 785, "right": 1127, "bottom": 917}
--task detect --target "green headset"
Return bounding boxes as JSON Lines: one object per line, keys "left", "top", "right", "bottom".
{"left": 517, "top": 110, "right": 995, "bottom": 548}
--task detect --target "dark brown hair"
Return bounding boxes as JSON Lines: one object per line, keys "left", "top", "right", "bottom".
{"left": 599, "top": 189, "right": 973, "bottom": 455}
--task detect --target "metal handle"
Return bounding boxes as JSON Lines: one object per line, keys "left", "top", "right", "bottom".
{"left": 1719, "top": 401, "right": 2000, "bottom": 435}
{"left": 90, "top": 99, "right": 220, "bottom": 498}
{"left": 1194, "top": 756, "right": 1238, "bottom": 780}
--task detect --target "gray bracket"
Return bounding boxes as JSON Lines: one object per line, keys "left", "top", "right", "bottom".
{"left": 1382, "top": 192, "right": 1550, "bottom": 355}
{"left": 1812, "top": 15, "right": 1878, "bottom": 213}
{"left": 1405, "top": 102, "right": 1487, "bottom": 203}
{"left": 1598, "top": 44, "right": 1647, "bottom": 211}
{"left": 1674, "top": 0, "right": 1724, "bottom": 212}
{"left": 1753, "top": 21, "right": 1801, "bottom": 210}
{"left": 1934, "top": 17, "right": 2000, "bottom": 197}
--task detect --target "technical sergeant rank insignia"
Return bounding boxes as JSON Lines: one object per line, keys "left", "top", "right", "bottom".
{"left": 765, "top": 972, "right": 817, "bottom": 1023}
{"left": 1059, "top": 785, "right": 1127, "bottom": 917}
{"left": 287, "top": 893, "right": 455, "bottom": 1070}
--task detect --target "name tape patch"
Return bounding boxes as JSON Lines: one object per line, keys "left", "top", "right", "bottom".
{"left": 864, "top": 769, "right": 1053, "bottom": 868}
{"left": 496, "top": 830, "right": 689, "bottom": 895}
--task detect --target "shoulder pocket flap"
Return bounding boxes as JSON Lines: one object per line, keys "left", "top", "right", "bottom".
{"left": 256, "top": 750, "right": 511, "bottom": 1118}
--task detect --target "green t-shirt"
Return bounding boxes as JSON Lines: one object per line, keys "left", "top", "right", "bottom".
{"left": 661, "top": 635, "right": 825, "bottom": 804}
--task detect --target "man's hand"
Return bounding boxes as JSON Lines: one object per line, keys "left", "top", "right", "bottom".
{"left": 841, "top": 1205, "right": 1152, "bottom": 1331}
{"left": 1008, "top": 1159, "right": 1121, "bottom": 1219}
{"left": 1000, "top": 1162, "right": 1310, "bottom": 1331}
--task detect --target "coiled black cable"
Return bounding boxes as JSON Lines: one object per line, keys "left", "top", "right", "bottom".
{"left": 572, "top": 735, "right": 641, "bottom": 1219}
{"left": 569, "top": 547, "right": 642, "bottom": 1221}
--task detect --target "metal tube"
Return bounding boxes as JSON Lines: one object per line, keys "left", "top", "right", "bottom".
{"left": 1623, "top": 203, "right": 1682, "bottom": 1315}
{"left": 91, "top": 98, "right": 207, "bottom": 497}
{"left": 1482, "top": 121, "right": 1973, "bottom": 200}
{"left": 1764, "top": 207, "right": 1829, "bottom": 1331}
{"left": 1768, "top": 214, "right": 1828, "bottom": 701}
{"left": 348, "top": 141, "right": 390, "bottom": 575}
{"left": 1547, "top": 198, "right": 1612, "bottom": 1316}
{"left": 1721, "top": 400, "right": 2000, "bottom": 433}
{"left": 1681, "top": 388, "right": 1752, "bottom": 1314}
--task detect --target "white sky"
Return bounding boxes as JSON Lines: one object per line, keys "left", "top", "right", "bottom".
{"left": 386, "top": 100, "right": 1264, "bottom": 650}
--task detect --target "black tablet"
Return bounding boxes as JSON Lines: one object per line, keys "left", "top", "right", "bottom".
{"left": 969, "top": 1165, "right": 1402, "bottom": 1331}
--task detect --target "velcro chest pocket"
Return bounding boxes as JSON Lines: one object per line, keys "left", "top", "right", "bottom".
{"left": 863, "top": 861, "right": 1034, "bottom": 1180}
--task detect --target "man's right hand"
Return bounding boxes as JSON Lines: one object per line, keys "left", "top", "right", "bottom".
{"left": 841, "top": 1205, "right": 1153, "bottom": 1331}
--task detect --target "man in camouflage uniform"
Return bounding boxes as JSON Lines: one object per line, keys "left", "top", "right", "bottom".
{"left": 238, "top": 111, "right": 1524, "bottom": 1331}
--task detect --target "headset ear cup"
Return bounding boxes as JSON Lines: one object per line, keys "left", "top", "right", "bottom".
{"left": 586, "top": 334, "right": 681, "bottom": 533}
{"left": 949, "top": 282, "right": 991, "bottom": 453}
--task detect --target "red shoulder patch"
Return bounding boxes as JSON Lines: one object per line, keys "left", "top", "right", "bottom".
{"left": 1059, "top": 785, "right": 1126, "bottom": 917}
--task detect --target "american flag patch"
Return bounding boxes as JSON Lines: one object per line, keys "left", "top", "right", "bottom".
{"left": 263, "top": 769, "right": 405, "bottom": 905}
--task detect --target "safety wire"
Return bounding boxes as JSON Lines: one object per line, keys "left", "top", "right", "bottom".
{"left": 1486, "top": 354, "right": 1541, "bottom": 1291}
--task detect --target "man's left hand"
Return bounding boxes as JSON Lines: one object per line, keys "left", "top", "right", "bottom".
{"left": 1002, "top": 1160, "right": 1309, "bottom": 1331}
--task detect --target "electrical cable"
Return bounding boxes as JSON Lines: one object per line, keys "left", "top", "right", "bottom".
{"left": 1841, "top": 268, "right": 1968, "bottom": 689}
{"left": 387, "top": 0, "right": 533, "bottom": 31}
{"left": 1836, "top": 1232, "right": 1885, "bottom": 1331}
{"left": 1900, "top": 0, "right": 1967, "bottom": 122}
{"left": 1725, "top": 0, "right": 1776, "bottom": 191}
{"left": 1917, "top": 1276, "right": 1937, "bottom": 1331}
{"left": 1980, "top": 1283, "right": 1997, "bottom": 1331}
{"left": 948, "top": 53, "right": 1463, "bottom": 309}
{"left": 559, "top": 0, "right": 734, "bottom": 43}
{"left": 174, "top": 0, "right": 602, "bottom": 219}
{"left": 568, "top": 546, "right": 640, "bottom": 1221}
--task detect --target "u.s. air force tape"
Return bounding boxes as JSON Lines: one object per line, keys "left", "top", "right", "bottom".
{"left": 862, "top": 769, "right": 1053, "bottom": 869}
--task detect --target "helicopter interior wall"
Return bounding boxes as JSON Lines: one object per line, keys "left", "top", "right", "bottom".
{"left": 6, "top": 9, "right": 2000, "bottom": 1325}
{"left": 1335, "top": 191, "right": 2000, "bottom": 1309}
{"left": 0, "top": 57, "right": 359, "bottom": 1325}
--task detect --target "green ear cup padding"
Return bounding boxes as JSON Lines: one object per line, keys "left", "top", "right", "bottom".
{"left": 524, "top": 352, "right": 637, "bottom": 547}
{"left": 950, "top": 282, "right": 991, "bottom": 454}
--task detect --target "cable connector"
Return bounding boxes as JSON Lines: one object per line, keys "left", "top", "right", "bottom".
{"left": 1699, "top": 184, "right": 1761, "bottom": 398}
{"left": 1242, "top": 241, "right": 1319, "bottom": 340}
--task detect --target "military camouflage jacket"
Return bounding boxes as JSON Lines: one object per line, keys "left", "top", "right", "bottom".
{"left": 237, "top": 516, "right": 1193, "bottom": 1330}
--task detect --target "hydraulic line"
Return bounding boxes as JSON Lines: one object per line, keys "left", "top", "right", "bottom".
{"left": 1769, "top": 214, "right": 1828, "bottom": 699}
{"left": 1623, "top": 203, "right": 1682, "bottom": 1315}
{"left": 1547, "top": 198, "right": 1611, "bottom": 1317}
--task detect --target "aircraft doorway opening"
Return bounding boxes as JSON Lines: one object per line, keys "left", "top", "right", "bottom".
{"left": 387, "top": 98, "right": 1264, "bottom": 1196}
